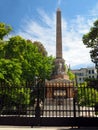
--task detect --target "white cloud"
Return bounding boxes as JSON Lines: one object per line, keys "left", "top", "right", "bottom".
{"left": 61, "top": 15, "right": 93, "bottom": 68}
{"left": 17, "top": 6, "right": 98, "bottom": 69}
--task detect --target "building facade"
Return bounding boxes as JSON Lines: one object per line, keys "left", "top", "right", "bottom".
{"left": 72, "top": 67, "right": 97, "bottom": 84}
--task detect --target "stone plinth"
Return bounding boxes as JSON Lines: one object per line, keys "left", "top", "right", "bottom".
{"left": 51, "top": 58, "right": 69, "bottom": 80}
{"left": 45, "top": 79, "right": 74, "bottom": 99}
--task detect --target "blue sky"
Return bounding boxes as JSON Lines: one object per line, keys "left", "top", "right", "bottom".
{"left": 1, "top": 0, "right": 98, "bottom": 69}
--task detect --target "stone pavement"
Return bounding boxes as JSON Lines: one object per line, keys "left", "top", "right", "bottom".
{"left": 0, "top": 126, "right": 98, "bottom": 130}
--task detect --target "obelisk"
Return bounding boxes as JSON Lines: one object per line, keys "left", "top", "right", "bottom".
{"left": 56, "top": 8, "right": 62, "bottom": 59}
{"left": 51, "top": 8, "right": 69, "bottom": 80}
{"left": 45, "top": 8, "right": 71, "bottom": 99}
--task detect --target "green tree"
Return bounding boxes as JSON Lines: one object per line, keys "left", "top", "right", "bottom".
{"left": 0, "top": 22, "right": 54, "bottom": 111}
{"left": 82, "top": 20, "right": 98, "bottom": 48}
{"left": 0, "top": 22, "right": 12, "bottom": 40}
{"left": 77, "top": 85, "right": 98, "bottom": 107}
{"left": 0, "top": 40, "right": 7, "bottom": 58}
{"left": 5, "top": 36, "right": 27, "bottom": 59}
{"left": 33, "top": 41, "right": 47, "bottom": 56}
{"left": 0, "top": 59, "right": 22, "bottom": 86}
{"left": 82, "top": 20, "right": 98, "bottom": 64}
{"left": 67, "top": 69, "right": 75, "bottom": 81}
{"left": 1, "top": 35, "right": 53, "bottom": 83}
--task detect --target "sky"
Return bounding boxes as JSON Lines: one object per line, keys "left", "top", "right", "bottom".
{"left": 1, "top": 0, "right": 98, "bottom": 69}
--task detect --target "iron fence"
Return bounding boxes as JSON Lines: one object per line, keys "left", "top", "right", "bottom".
{"left": 0, "top": 81, "right": 98, "bottom": 126}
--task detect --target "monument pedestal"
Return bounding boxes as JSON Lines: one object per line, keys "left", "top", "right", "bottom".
{"left": 51, "top": 58, "right": 69, "bottom": 80}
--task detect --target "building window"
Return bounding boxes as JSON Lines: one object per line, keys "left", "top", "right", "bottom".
{"left": 77, "top": 73, "right": 83, "bottom": 76}
{"left": 89, "top": 70, "right": 91, "bottom": 74}
{"left": 92, "top": 70, "right": 94, "bottom": 74}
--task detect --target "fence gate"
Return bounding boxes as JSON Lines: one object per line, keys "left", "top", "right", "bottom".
{"left": 0, "top": 81, "right": 98, "bottom": 127}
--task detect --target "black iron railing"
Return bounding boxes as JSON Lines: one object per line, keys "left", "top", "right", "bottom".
{"left": 0, "top": 81, "right": 98, "bottom": 118}
{"left": 0, "top": 81, "right": 98, "bottom": 126}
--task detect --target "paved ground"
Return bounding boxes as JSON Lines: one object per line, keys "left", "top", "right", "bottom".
{"left": 0, "top": 126, "right": 98, "bottom": 130}
{"left": 43, "top": 98, "right": 96, "bottom": 117}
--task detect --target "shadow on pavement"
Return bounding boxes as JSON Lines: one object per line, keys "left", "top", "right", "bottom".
{"left": 57, "top": 127, "right": 98, "bottom": 130}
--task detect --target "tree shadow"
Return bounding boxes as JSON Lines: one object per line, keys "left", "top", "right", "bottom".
{"left": 57, "top": 127, "right": 98, "bottom": 130}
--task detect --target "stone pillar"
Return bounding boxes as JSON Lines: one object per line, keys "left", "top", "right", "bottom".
{"left": 56, "top": 8, "right": 62, "bottom": 59}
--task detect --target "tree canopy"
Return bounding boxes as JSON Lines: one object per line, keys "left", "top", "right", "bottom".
{"left": 33, "top": 41, "right": 47, "bottom": 56}
{"left": 82, "top": 19, "right": 98, "bottom": 64}
{"left": 0, "top": 22, "right": 12, "bottom": 40}
{"left": 67, "top": 69, "right": 75, "bottom": 81}
{"left": 0, "top": 23, "right": 54, "bottom": 85}
{"left": 82, "top": 20, "right": 98, "bottom": 48}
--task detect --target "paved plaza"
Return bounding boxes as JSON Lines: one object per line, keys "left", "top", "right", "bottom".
{"left": 0, "top": 126, "right": 98, "bottom": 130}
{"left": 42, "top": 98, "right": 96, "bottom": 117}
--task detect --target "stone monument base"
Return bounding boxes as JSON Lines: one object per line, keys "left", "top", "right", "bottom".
{"left": 45, "top": 79, "right": 74, "bottom": 99}
{"left": 52, "top": 73, "right": 69, "bottom": 80}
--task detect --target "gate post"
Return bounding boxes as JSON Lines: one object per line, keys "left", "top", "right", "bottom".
{"left": 73, "top": 96, "right": 76, "bottom": 118}
{"left": 35, "top": 80, "right": 41, "bottom": 126}
{"left": 73, "top": 87, "right": 77, "bottom": 118}
{"left": 95, "top": 102, "right": 98, "bottom": 115}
